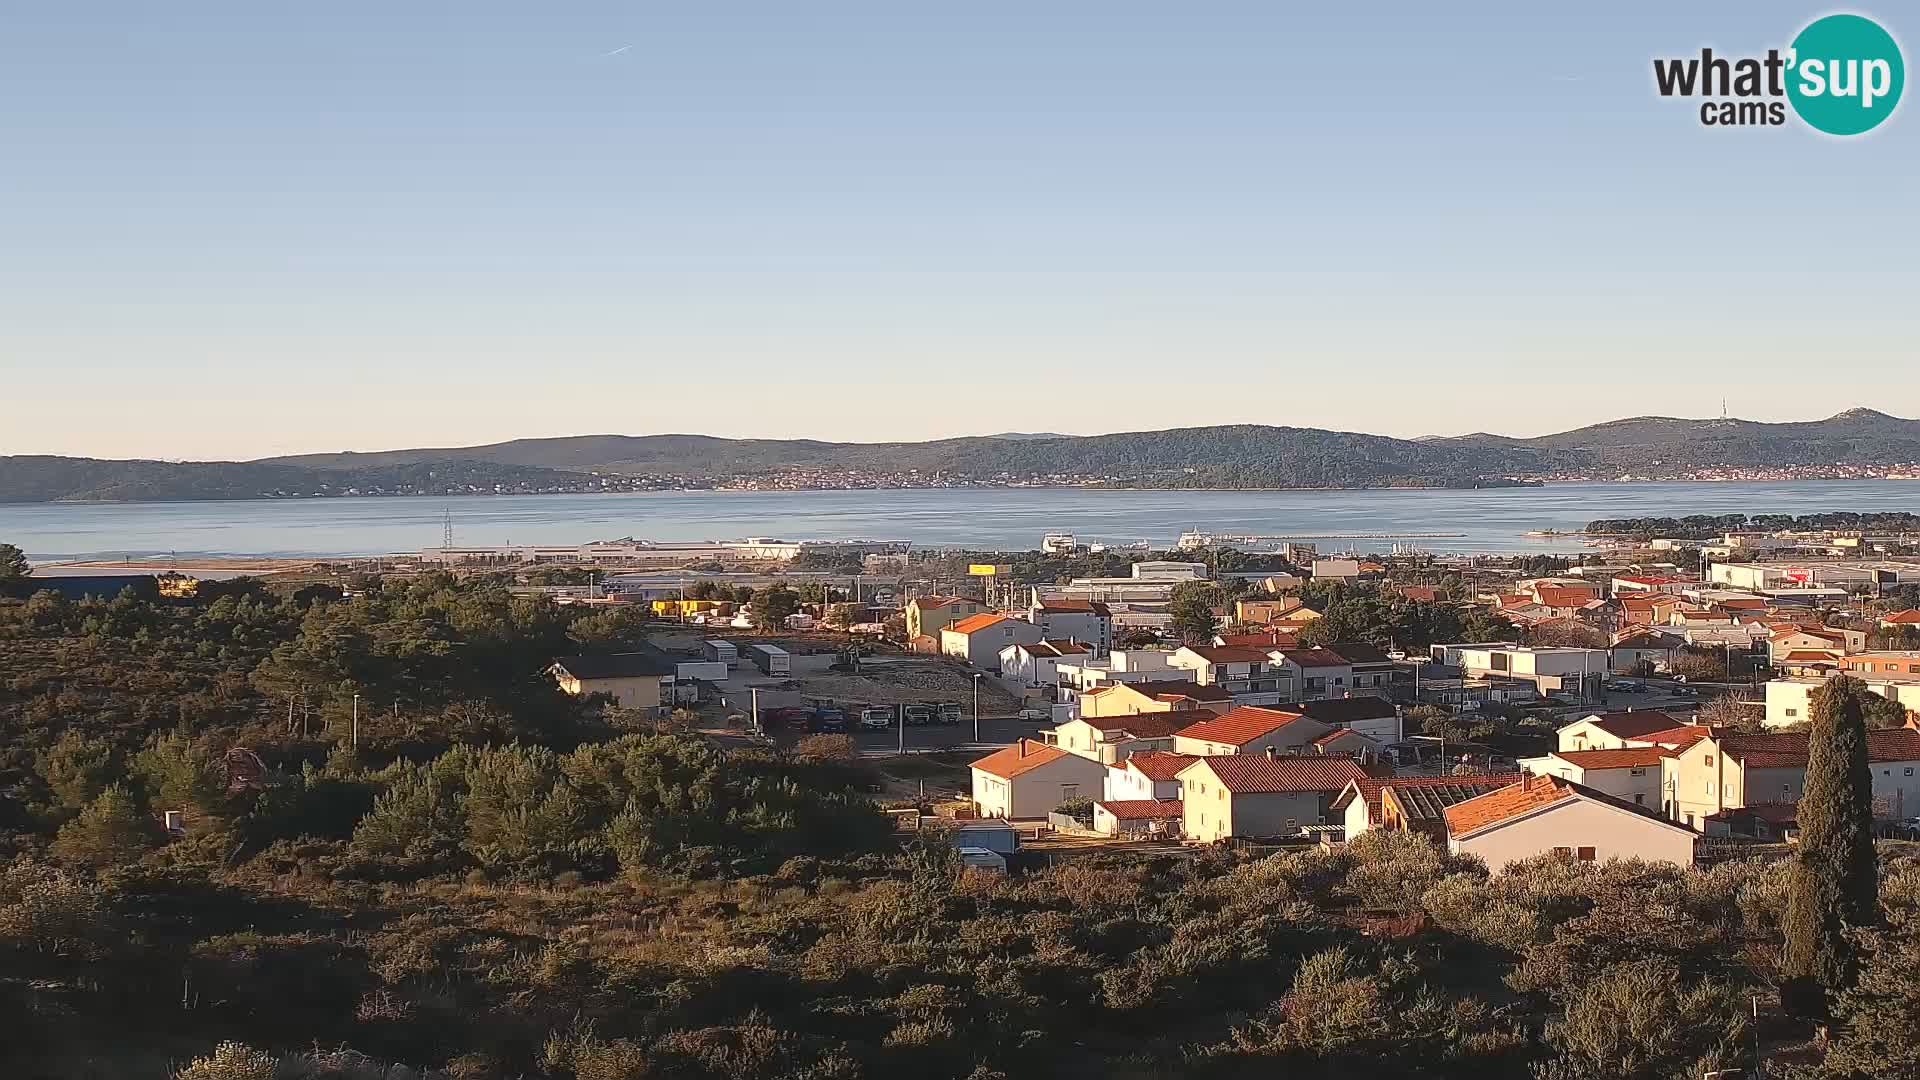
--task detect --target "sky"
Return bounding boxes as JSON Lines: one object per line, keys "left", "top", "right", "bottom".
{"left": 2, "top": 1, "right": 1916, "bottom": 460}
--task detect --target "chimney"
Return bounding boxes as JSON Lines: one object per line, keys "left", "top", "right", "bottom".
{"left": 1265, "top": 745, "right": 1277, "bottom": 760}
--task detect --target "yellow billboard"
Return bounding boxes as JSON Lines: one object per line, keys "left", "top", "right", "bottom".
{"left": 969, "top": 563, "right": 1010, "bottom": 576}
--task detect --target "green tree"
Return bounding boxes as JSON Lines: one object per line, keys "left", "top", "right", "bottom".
{"left": 51, "top": 784, "right": 162, "bottom": 868}
{"left": 1782, "top": 675, "right": 1880, "bottom": 1012}
{"left": 0, "top": 542, "right": 29, "bottom": 598}
{"left": 1168, "top": 582, "right": 1224, "bottom": 645}
{"left": 33, "top": 730, "right": 118, "bottom": 813}
{"left": 749, "top": 586, "right": 800, "bottom": 630}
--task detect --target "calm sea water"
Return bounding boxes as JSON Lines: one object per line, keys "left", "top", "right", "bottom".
{"left": 4, "top": 480, "right": 1917, "bottom": 562}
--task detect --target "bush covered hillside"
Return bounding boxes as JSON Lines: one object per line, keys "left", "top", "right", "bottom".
{"left": 4, "top": 570, "right": 1920, "bottom": 1079}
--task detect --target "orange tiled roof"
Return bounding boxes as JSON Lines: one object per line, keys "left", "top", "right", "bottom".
{"left": 1550, "top": 747, "right": 1673, "bottom": 769}
{"left": 1883, "top": 609, "right": 1920, "bottom": 624}
{"left": 1096, "top": 799, "right": 1183, "bottom": 820}
{"left": 1443, "top": 774, "right": 1579, "bottom": 835}
{"left": 1173, "top": 705, "right": 1309, "bottom": 746}
{"left": 1333, "top": 774, "right": 1525, "bottom": 816}
{"left": 1576, "top": 711, "right": 1683, "bottom": 740}
{"left": 1184, "top": 754, "right": 1369, "bottom": 794}
{"left": 947, "top": 612, "right": 1010, "bottom": 635}
{"left": 1120, "top": 750, "right": 1198, "bottom": 780}
{"left": 970, "top": 739, "right": 1073, "bottom": 779}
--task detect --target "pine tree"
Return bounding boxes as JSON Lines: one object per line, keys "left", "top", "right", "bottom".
{"left": 1781, "top": 675, "right": 1879, "bottom": 1011}
{"left": 50, "top": 784, "right": 162, "bottom": 868}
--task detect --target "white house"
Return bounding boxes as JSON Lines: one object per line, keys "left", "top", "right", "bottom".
{"left": 1102, "top": 750, "right": 1195, "bottom": 802}
{"left": 1518, "top": 748, "right": 1670, "bottom": 811}
{"left": 1052, "top": 649, "right": 1179, "bottom": 692}
{"left": 1029, "top": 600, "right": 1113, "bottom": 656}
{"left": 1443, "top": 774, "right": 1698, "bottom": 874}
{"left": 1555, "top": 711, "right": 1687, "bottom": 752}
{"left": 999, "top": 639, "right": 1092, "bottom": 689}
{"left": 1332, "top": 774, "right": 1524, "bottom": 841}
{"left": 941, "top": 613, "right": 1043, "bottom": 670}
{"left": 1764, "top": 676, "right": 1920, "bottom": 729}
{"left": 1273, "top": 648, "right": 1355, "bottom": 701}
{"left": 1166, "top": 645, "right": 1295, "bottom": 705}
{"left": 1296, "top": 697, "right": 1403, "bottom": 743}
{"left": 969, "top": 739, "right": 1108, "bottom": 819}
{"left": 1050, "top": 712, "right": 1183, "bottom": 764}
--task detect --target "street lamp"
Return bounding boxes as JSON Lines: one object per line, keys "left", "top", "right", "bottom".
{"left": 972, "top": 673, "right": 983, "bottom": 743}
{"left": 351, "top": 692, "right": 360, "bottom": 751}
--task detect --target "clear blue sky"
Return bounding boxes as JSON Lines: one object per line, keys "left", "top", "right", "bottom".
{"left": 2, "top": 2, "right": 1914, "bottom": 459}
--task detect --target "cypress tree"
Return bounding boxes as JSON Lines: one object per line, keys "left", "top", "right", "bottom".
{"left": 1781, "top": 675, "right": 1879, "bottom": 1009}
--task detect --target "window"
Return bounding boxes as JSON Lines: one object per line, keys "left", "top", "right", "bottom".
{"left": 1907, "top": 768, "right": 1915, "bottom": 777}
{"left": 1218, "top": 789, "right": 1225, "bottom": 802}
{"left": 1060, "top": 785, "right": 1078, "bottom": 800}
{"left": 1785, "top": 708, "right": 1798, "bottom": 718}
{"left": 1705, "top": 782, "right": 1713, "bottom": 794}
{"left": 1686, "top": 814, "right": 1696, "bottom": 828}
{"left": 1553, "top": 846, "right": 1572, "bottom": 857}
{"left": 1577, "top": 847, "right": 1596, "bottom": 862}
{"left": 1634, "top": 793, "right": 1646, "bottom": 805}
{"left": 1704, "top": 754, "right": 1714, "bottom": 766}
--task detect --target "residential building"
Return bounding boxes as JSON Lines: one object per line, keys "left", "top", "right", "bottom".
{"left": 1326, "top": 641, "right": 1397, "bottom": 695}
{"left": 1296, "top": 697, "right": 1403, "bottom": 743}
{"left": 1171, "top": 705, "right": 1332, "bottom": 756}
{"left": 1333, "top": 774, "right": 1523, "bottom": 841}
{"left": 1078, "top": 680, "right": 1233, "bottom": 720}
{"left": 1448, "top": 645, "right": 1607, "bottom": 702}
{"left": 907, "top": 595, "right": 985, "bottom": 641}
{"left": 1052, "top": 648, "right": 1179, "bottom": 692}
{"left": 1768, "top": 626, "right": 1855, "bottom": 662}
{"left": 1028, "top": 599, "right": 1113, "bottom": 656}
{"left": 1881, "top": 609, "right": 1920, "bottom": 630}
{"left": 1661, "top": 728, "right": 1920, "bottom": 827}
{"left": 1444, "top": 774, "right": 1697, "bottom": 874}
{"left": 1609, "top": 628, "right": 1677, "bottom": 673}
{"left": 1051, "top": 712, "right": 1185, "bottom": 764}
{"left": 1838, "top": 651, "right": 1920, "bottom": 678}
{"left": 1275, "top": 648, "right": 1355, "bottom": 700}
{"left": 1518, "top": 748, "right": 1670, "bottom": 809}
{"left": 1103, "top": 750, "right": 1196, "bottom": 802}
{"left": 941, "top": 613, "right": 1042, "bottom": 669}
{"left": 1764, "top": 676, "right": 1920, "bottom": 728}
{"left": 1235, "top": 596, "right": 1306, "bottom": 624}
{"left": 1310, "top": 558, "right": 1361, "bottom": 582}
{"left": 1092, "top": 798, "right": 1185, "bottom": 838}
{"left": 549, "top": 650, "right": 677, "bottom": 711}
{"left": 970, "top": 739, "right": 1108, "bottom": 819}
{"left": 1178, "top": 753, "right": 1371, "bottom": 842}
{"left": 999, "top": 639, "right": 1092, "bottom": 689}
{"left": 1167, "top": 646, "right": 1295, "bottom": 705}
{"left": 1555, "top": 711, "right": 1687, "bottom": 752}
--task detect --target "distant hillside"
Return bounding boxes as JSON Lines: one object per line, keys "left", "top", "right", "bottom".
{"left": 3, "top": 409, "right": 1916, "bottom": 502}
{"left": 264, "top": 425, "right": 1542, "bottom": 489}
{"left": 1451, "top": 408, "right": 1920, "bottom": 471}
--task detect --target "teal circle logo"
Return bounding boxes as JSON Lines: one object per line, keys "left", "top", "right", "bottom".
{"left": 1786, "top": 14, "right": 1904, "bottom": 135}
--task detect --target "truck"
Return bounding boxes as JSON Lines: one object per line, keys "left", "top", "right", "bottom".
{"left": 703, "top": 639, "right": 739, "bottom": 665}
{"left": 811, "top": 706, "right": 848, "bottom": 734}
{"left": 936, "top": 701, "right": 963, "bottom": 726}
{"left": 859, "top": 705, "right": 894, "bottom": 731}
{"left": 903, "top": 704, "right": 934, "bottom": 727}
{"left": 743, "top": 643, "right": 790, "bottom": 676}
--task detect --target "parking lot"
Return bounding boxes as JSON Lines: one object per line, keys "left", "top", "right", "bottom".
{"left": 849, "top": 714, "right": 1038, "bottom": 753}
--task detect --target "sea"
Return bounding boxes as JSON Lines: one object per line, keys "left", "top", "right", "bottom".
{"left": 4, "top": 480, "right": 1918, "bottom": 564}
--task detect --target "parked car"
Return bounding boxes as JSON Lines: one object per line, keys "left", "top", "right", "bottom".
{"left": 1018, "top": 707, "right": 1050, "bottom": 723}
{"left": 1606, "top": 680, "right": 1642, "bottom": 693}
{"left": 859, "top": 706, "right": 894, "bottom": 731}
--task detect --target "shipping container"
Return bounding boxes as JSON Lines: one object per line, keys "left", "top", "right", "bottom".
{"left": 743, "top": 643, "right": 791, "bottom": 676}
{"left": 703, "top": 639, "right": 740, "bottom": 665}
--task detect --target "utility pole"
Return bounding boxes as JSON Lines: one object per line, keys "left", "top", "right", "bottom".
{"left": 750, "top": 687, "right": 760, "bottom": 735}
{"left": 351, "top": 693, "right": 360, "bottom": 750}
{"left": 897, "top": 704, "right": 905, "bottom": 757}
{"left": 972, "top": 673, "right": 983, "bottom": 743}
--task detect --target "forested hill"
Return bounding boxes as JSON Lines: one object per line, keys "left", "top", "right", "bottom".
{"left": 3, "top": 408, "right": 1917, "bottom": 502}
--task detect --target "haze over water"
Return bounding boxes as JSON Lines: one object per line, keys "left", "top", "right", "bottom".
{"left": 4, "top": 480, "right": 1916, "bottom": 563}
